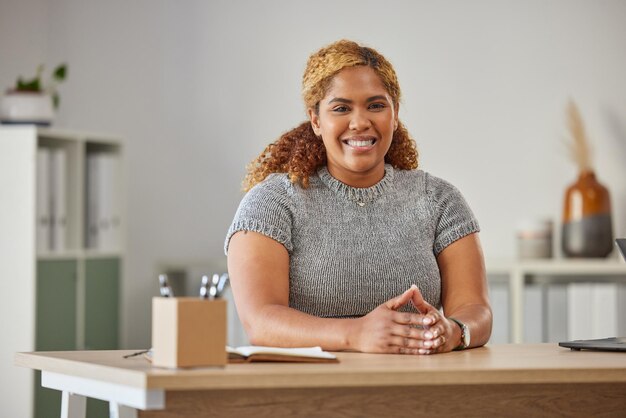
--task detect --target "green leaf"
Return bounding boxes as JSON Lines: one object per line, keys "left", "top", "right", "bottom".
{"left": 52, "top": 92, "right": 60, "bottom": 109}
{"left": 16, "top": 76, "right": 41, "bottom": 92}
{"left": 53, "top": 64, "right": 67, "bottom": 81}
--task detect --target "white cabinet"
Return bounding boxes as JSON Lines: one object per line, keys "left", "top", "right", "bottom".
{"left": 487, "top": 258, "right": 626, "bottom": 343}
{"left": 0, "top": 125, "right": 125, "bottom": 418}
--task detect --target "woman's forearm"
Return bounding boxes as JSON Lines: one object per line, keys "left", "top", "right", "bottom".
{"left": 245, "top": 304, "right": 356, "bottom": 351}
{"left": 447, "top": 303, "right": 493, "bottom": 349}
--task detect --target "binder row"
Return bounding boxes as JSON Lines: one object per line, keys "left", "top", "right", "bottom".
{"left": 489, "top": 281, "right": 626, "bottom": 343}
{"left": 35, "top": 147, "right": 122, "bottom": 253}
{"left": 36, "top": 147, "right": 66, "bottom": 252}
{"left": 567, "top": 283, "right": 625, "bottom": 341}
{"left": 85, "top": 152, "right": 122, "bottom": 251}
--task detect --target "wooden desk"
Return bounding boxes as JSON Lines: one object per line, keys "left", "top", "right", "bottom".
{"left": 15, "top": 344, "right": 626, "bottom": 418}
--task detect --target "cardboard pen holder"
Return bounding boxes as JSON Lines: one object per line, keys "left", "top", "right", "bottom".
{"left": 152, "top": 297, "right": 227, "bottom": 368}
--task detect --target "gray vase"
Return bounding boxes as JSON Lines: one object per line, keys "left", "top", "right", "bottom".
{"left": 561, "top": 171, "right": 613, "bottom": 258}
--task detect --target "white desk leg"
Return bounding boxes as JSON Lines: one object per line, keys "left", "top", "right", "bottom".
{"left": 110, "top": 402, "right": 138, "bottom": 418}
{"left": 61, "top": 391, "right": 86, "bottom": 418}
{"left": 510, "top": 268, "right": 524, "bottom": 344}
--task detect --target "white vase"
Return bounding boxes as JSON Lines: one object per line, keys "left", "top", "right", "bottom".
{"left": 0, "top": 92, "right": 55, "bottom": 126}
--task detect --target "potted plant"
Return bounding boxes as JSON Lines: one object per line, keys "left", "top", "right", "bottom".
{"left": 561, "top": 100, "right": 613, "bottom": 257}
{"left": 0, "top": 63, "right": 67, "bottom": 126}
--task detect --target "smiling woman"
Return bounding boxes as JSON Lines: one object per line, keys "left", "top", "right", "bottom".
{"left": 309, "top": 66, "right": 398, "bottom": 187}
{"left": 224, "top": 39, "right": 492, "bottom": 355}
{"left": 241, "top": 40, "right": 417, "bottom": 191}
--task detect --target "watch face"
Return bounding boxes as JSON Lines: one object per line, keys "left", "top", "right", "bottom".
{"left": 462, "top": 324, "right": 470, "bottom": 347}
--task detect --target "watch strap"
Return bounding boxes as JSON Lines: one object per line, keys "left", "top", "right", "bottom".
{"left": 449, "top": 317, "right": 468, "bottom": 351}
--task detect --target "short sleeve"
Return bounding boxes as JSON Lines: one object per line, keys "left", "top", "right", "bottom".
{"left": 426, "top": 174, "right": 480, "bottom": 256}
{"left": 224, "top": 176, "right": 294, "bottom": 254}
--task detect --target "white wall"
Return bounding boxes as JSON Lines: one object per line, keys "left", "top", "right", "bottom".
{"left": 0, "top": 0, "right": 49, "bottom": 88}
{"left": 2, "top": 0, "right": 625, "bottom": 348}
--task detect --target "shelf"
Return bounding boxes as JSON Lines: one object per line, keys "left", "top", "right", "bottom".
{"left": 487, "top": 257, "right": 626, "bottom": 277}
{"left": 37, "top": 249, "right": 124, "bottom": 261}
{"left": 0, "top": 126, "right": 125, "bottom": 418}
{"left": 485, "top": 257, "right": 626, "bottom": 344}
{"left": 37, "top": 127, "right": 122, "bottom": 145}
{"left": 37, "top": 250, "right": 84, "bottom": 260}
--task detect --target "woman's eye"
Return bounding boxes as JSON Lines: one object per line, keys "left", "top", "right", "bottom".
{"left": 332, "top": 106, "right": 349, "bottom": 113}
{"left": 369, "top": 103, "right": 386, "bottom": 110}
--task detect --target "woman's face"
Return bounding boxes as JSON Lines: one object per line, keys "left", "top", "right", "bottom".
{"left": 309, "top": 66, "right": 398, "bottom": 188}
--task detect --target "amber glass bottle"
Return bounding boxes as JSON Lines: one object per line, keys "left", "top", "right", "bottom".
{"left": 561, "top": 170, "right": 613, "bottom": 257}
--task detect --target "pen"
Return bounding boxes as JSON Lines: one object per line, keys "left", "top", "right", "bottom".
{"left": 199, "top": 275, "right": 210, "bottom": 299}
{"left": 158, "top": 274, "right": 173, "bottom": 297}
{"left": 199, "top": 274, "right": 219, "bottom": 299}
{"left": 216, "top": 273, "right": 229, "bottom": 296}
{"left": 209, "top": 273, "right": 220, "bottom": 299}
{"left": 123, "top": 349, "right": 150, "bottom": 359}
{"left": 200, "top": 273, "right": 228, "bottom": 299}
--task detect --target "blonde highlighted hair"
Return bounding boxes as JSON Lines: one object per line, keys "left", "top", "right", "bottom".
{"left": 243, "top": 40, "right": 418, "bottom": 191}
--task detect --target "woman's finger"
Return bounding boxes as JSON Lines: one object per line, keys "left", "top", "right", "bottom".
{"left": 422, "top": 333, "right": 447, "bottom": 349}
{"left": 422, "top": 325, "right": 442, "bottom": 340}
{"left": 391, "top": 310, "right": 420, "bottom": 326}
{"left": 390, "top": 323, "right": 426, "bottom": 340}
{"left": 388, "top": 336, "right": 425, "bottom": 350}
{"left": 411, "top": 290, "right": 443, "bottom": 327}
{"left": 385, "top": 284, "right": 417, "bottom": 310}
{"left": 424, "top": 310, "right": 442, "bottom": 327}
{"left": 411, "top": 287, "right": 436, "bottom": 315}
{"left": 395, "top": 346, "right": 420, "bottom": 355}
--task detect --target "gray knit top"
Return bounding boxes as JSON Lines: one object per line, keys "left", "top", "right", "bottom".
{"left": 224, "top": 164, "right": 479, "bottom": 317}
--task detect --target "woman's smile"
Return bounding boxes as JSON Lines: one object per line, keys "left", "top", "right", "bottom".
{"left": 342, "top": 135, "right": 377, "bottom": 150}
{"left": 308, "top": 65, "right": 398, "bottom": 188}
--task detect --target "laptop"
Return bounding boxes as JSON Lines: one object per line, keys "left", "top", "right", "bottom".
{"left": 558, "top": 239, "right": 626, "bottom": 352}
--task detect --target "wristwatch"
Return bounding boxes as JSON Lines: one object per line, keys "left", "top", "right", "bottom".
{"left": 449, "top": 317, "right": 470, "bottom": 350}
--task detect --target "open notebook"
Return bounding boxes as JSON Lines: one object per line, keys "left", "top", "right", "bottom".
{"left": 558, "top": 239, "right": 626, "bottom": 352}
{"left": 141, "top": 345, "right": 338, "bottom": 364}
{"left": 227, "top": 345, "right": 338, "bottom": 363}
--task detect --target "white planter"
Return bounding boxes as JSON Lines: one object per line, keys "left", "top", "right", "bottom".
{"left": 0, "top": 92, "right": 55, "bottom": 125}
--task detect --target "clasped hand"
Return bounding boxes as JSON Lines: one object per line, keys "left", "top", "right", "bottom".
{"left": 353, "top": 285, "right": 456, "bottom": 355}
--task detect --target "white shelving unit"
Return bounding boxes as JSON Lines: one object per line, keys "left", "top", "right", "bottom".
{"left": 0, "top": 125, "right": 125, "bottom": 418}
{"left": 487, "top": 257, "right": 626, "bottom": 343}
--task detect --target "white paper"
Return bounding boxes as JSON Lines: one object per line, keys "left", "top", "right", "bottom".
{"left": 227, "top": 345, "right": 336, "bottom": 360}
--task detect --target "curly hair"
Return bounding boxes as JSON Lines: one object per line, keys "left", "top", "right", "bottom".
{"left": 243, "top": 40, "right": 418, "bottom": 191}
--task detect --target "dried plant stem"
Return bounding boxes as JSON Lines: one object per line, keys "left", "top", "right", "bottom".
{"left": 565, "top": 100, "right": 593, "bottom": 173}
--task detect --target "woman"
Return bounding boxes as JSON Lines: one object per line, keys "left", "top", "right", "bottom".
{"left": 225, "top": 40, "right": 492, "bottom": 355}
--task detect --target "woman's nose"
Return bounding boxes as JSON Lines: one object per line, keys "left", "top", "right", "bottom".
{"left": 349, "top": 109, "right": 372, "bottom": 131}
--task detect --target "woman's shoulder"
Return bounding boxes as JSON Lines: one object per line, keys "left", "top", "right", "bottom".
{"left": 423, "top": 171, "right": 458, "bottom": 193}
{"left": 392, "top": 167, "right": 422, "bottom": 182}
{"left": 394, "top": 168, "right": 463, "bottom": 199}
{"left": 247, "top": 172, "right": 295, "bottom": 196}
{"left": 393, "top": 168, "right": 440, "bottom": 191}
{"left": 241, "top": 172, "right": 311, "bottom": 210}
